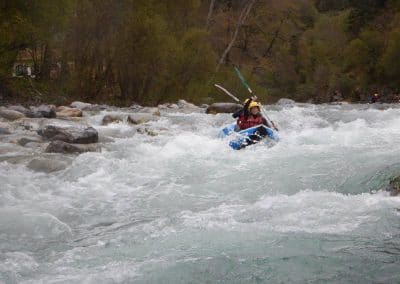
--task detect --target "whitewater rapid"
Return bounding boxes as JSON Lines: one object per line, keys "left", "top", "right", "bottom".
{"left": 1, "top": 103, "right": 400, "bottom": 283}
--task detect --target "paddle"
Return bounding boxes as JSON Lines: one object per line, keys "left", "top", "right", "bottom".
{"left": 214, "top": 84, "right": 242, "bottom": 104}
{"left": 234, "top": 66, "right": 278, "bottom": 131}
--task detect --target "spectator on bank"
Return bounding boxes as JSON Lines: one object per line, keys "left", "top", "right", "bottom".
{"left": 371, "top": 93, "right": 380, "bottom": 103}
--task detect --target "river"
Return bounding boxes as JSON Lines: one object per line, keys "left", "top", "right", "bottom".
{"left": 1, "top": 103, "right": 400, "bottom": 283}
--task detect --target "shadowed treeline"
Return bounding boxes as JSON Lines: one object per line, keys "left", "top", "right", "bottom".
{"left": 1, "top": 0, "right": 400, "bottom": 105}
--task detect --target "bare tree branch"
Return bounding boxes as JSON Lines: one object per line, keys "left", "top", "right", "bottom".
{"left": 216, "top": 0, "right": 256, "bottom": 71}
{"left": 206, "top": 0, "right": 216, "bottom": 30}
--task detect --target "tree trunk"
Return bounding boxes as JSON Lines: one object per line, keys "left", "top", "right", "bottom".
{"left": 41, "top": 43, "right": 52, "bottom": 80}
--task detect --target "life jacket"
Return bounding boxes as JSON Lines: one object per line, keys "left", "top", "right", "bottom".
{"left": 237, "top": 114, "right": 264, "bottom": 130}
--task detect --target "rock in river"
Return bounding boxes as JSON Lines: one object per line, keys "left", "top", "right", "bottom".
{"left": 206, "top": 103, "right": 242, "bottom": 114}
{"left": 45, "top": 141, "right": 99, "bottom": 154}
{"left": 27, "top": 157, "right": 71, "bottom": 173}
{"left": 388, "top": 175, "right": 400, "bottom": 196}
{"left": 37, "top": 125, "right": 98, "bottom": 144}
{"left": 56, "top": 106, "right": 83, "bottom": 118}
{"left": 0, "top": 108, "right": 25, "bottom": 121}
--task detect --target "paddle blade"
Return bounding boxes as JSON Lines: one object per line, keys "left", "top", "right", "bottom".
{"left": 234, "top": 66, "right": 252, "bottom": 94}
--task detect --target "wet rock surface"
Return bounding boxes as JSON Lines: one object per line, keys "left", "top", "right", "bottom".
{"left": 29, "top": 105, "right": 57, "bottom": 118}
{"left": 206, "top": 103, "right": 242, "bottom": 114}
{"left": 0, "top": 108, "right": 25, "bottom": 120}
{"left": 56, "top": 106, "right": 83, "bottom": 118}
{"left": 27, "top": 157, "right": 72, "bottom": 173}
{"left": 45, "top": 140, "right": 99, "bottom": 154}
{"left": 102, "top": 114, "right": 124, "bottom": 125}
{"left": 127, "top": 113, "right": 159, "bottom": 125}
{"left": 388, "top": 175, "right": 400, "bottom": 196}
{"left": 37, "top": 125, "right": 98, "bottom": 144}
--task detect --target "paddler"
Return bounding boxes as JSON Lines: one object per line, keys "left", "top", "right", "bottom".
{"left": 232, "top": 96, "right": 272, "bottom": 130}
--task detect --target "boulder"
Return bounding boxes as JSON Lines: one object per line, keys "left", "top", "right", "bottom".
{"left": 70, "top": 101, "right": 93, "bottom": 110}
{"left": 206, "top": 103, "right": 242, "bottom": 114}
{"left": 45, "top": 140, "right": 99, "bottom": 154}
{"left": 56, "top": 106, "right": 82, "bottom": 117}
{"left": 37, "top": 125, "right": 98, "bottom": 144}
{"left": 70, "top": 101, "right": 110, "bottom": 111}
{"left": 0, "top": 108, "right": 25, "bottom": 120}
{"left": 29, "top": 105, "right": 56, "bottom": 118}
{"left": 8, "top": 105, "right": 29, "bottom": 115}
{"left": 177, "top": 99, "right": 197, "bottom": 109}
{"left": 276, "top": 98, "right": 296, "bottom": 106}
{"left": 102, "top": 114, "right": 124, "bottom": 125}
{"left": 127, "top": 113, "right": 158, "bottom": 125}
{"left": 27, "top": 158, "right": 71, "bottom": 173}
{"left": 388, "top": 175, "right": 400, "bottom": 196}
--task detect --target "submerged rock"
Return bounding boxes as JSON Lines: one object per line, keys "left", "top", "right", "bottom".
{"left": 45, "top": 140, "right": 99, "bottom": 154}
{"left": 37, "top": 125, "right": 98, "bottom": 144}
{"left": 27, "top": 157, "right": 71, "bottom": 173}
{"left": 127, "top": 113, "right": 158, "bottom": 125}
{"left": 102, "top": 114, "right": 124, "bottom": 125}
{"left": 29, "top": 105, "right": 57, "bottom": 118}
{"left": 206, "top": 103, "right": 242, "bottom": 114}
{"left": 388, "top": 175, "right": 400, "bottom": 196}
{"left": 0, "top": 108, "right": 25, "bottom": 121}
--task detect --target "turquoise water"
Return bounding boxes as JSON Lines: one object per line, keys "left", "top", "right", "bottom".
{"left": 1, "top": 104, "right": 400, "bottom": 283}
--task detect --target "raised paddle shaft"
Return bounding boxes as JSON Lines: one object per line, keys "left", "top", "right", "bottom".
{"left": 233, "top": 67, "right": 278, "bottom": 131}
{"left": 214, "top": 84, "right": 241, "bottom": 103}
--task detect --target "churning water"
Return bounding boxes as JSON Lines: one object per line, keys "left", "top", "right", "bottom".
{"left": 1, "top": 103, "right": 400, "bottom": 283}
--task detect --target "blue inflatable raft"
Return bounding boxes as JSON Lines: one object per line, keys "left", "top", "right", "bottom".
{"left": 219, "top": 123, "right": 279, "bottom": 150}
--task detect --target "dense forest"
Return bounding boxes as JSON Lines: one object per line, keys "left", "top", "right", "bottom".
{"left": 1, "top": 0, "right": 400, "bottom": 106}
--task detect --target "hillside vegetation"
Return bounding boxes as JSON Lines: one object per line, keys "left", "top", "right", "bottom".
{"left": 1, "top": 0, "right": 400, "bottom": 105}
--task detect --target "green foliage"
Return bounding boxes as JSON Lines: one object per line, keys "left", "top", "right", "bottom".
{"left": 315, "top": 0, "right": 350, "bottom": 12}
{"left": 65, "top": 0, "right": 216, "bottom": 105}
{"left": 3, "top": 0, "right": 400, "bottom": 105}
{"left": 379, "top": 27, "right": 400, "bottom": 86}
{"left": 295, "top": 13, "right": 348, "bottom": 100}
{"left": 346, "top": 0, "right": 386, "bottom": 36}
